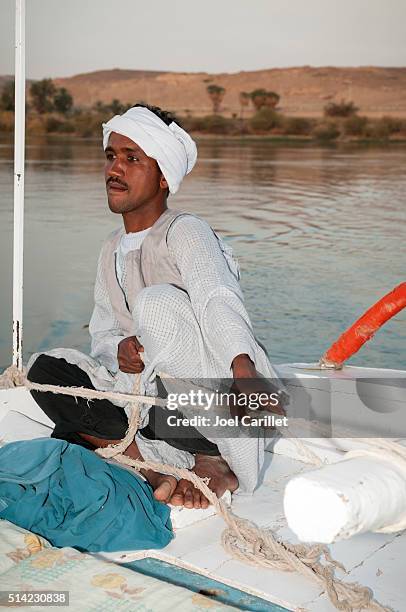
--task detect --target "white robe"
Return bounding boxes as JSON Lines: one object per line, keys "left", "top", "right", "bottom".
{"left": 28, "top": 215, "right": 280, "bottom": 494}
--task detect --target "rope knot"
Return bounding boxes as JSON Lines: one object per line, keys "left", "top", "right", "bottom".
{"left": 0, "top": 365, "right": 26, "bottom": 389}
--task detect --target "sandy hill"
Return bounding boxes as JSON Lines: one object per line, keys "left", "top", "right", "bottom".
{"left": 2, "top": 67, "right": 406, "bottom": 117}
{"left": 53, "top": 66, "right": 406, "bottom": 118}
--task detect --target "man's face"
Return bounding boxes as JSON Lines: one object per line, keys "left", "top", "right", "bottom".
{"left": 104, "top": 132, "right": 167, "bottom": 213}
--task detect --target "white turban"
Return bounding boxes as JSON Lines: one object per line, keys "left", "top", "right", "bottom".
{"left": 102, "top": 106, "right": 197, "bottom": 194}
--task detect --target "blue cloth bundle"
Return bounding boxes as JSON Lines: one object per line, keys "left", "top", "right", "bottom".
{"left": 0, "top": 438, "right": 173, "bottom": 552}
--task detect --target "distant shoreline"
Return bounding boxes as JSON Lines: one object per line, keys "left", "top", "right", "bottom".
{"left": 1, "top": 110, "right": 406, "bottom": 145}
{"left": 2, "top": 133, "right": 406, "bottom": 147}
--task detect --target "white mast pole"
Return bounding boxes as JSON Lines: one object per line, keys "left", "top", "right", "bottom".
{"left": 12, "top": 0, "right": 26, "bottom": 370}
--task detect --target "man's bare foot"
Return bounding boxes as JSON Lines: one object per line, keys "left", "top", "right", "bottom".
{"left": 170, "top": 454, "right": 238, "bottom": 510}
{"left": 119, "top": 442, "right": 178, "bottom": 505}
{"left": 78, "top": 432, "right": 237, "bottom": 508}
{"left": 78, "top": 432, "right": 177, "bottom": 504}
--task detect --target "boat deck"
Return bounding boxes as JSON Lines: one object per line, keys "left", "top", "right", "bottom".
{"left": 0, "top": 376, "right": 405, "bottom": 611}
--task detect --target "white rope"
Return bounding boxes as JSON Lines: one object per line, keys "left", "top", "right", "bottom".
{"left": 346, "top": 446, "right": 406, "bottom": 533}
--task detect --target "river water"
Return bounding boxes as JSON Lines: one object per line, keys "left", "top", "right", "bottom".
{"left": 0, "top": 137, "right": 405, "bottom": 372}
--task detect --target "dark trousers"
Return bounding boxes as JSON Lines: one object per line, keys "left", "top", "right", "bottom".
{"left": 27, "top": 355, "right": 220, "bottom": 456}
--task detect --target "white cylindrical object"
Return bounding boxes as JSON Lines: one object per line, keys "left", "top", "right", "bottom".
{"left": 284, "top": 455, "right": 406, "bottom": 543}
{"left": 12, "top": 0, "right": 26, "bottom": 370}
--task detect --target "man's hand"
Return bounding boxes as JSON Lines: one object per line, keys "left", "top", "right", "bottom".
{"left": 117, "top": 336, "right": 144, "bottom": 373}
{"left": 231, "top": 354, "right": 287, "bottom": 417}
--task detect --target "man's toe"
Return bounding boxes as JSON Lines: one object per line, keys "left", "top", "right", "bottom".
{"left": 192, "top": 487, "right": 202, "bottom": 509}
{"left": 153, "top": 478, "right": 176, "bottom": 503}
{"left": 170, "top": 492, "right": 184, "bottom": 506}
{"left": 183, "top": 486, "right": 194, "bottom": 509}
{"left": 169, "top": 480, "right": 186, "bottom": 506}
{"left": 200, "top": 495, "right": 210, "bottom": 509}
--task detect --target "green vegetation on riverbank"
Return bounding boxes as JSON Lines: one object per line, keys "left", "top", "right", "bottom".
{"left": 2, "top": 108, "right": 405, "bottom": 143}
{"left": 1, "top": 78, "right": 406, "bottom": 143}
{"left": 2, "top": 107, "right": 406, "bottom": 143}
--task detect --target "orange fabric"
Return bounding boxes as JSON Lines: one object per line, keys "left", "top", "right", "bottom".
{"left": 322, "top": 282, "right": 406, "bottom": 367}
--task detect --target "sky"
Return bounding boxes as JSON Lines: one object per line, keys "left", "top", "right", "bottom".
{"left": 1, "top": 0, "right": 406, "bottom": 79}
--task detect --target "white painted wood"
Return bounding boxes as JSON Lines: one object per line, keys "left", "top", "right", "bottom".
{"left": 0, "top": 410, "right": 52, "bottom": 445}
{"left": 0, "top": 387, "right": 53, "bottom": 426}
{"left": 271, "top": 363, "right": 406, "bottom": 462}
{"left": 348, "top": 531, "right": 406, "bottom": 612}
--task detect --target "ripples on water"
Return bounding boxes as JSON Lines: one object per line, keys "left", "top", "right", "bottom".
{"left": 0, "top": 137, "right": 405, "bottom": 370}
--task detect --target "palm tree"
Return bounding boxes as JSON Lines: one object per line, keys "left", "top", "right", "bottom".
{"left": 206, "top": 84, "right": 225, "bottom": 114}
{"left": 250, "top": 89, "right": 268, "bottom": 111}
{"left": 265, "top": 91, "right": 280, "bottom": 109}
{"left": 250, "top": 89, "right": 280, "bottom": 111}
{"left": 239, "top": 91, "right": 250, "bottom": 119}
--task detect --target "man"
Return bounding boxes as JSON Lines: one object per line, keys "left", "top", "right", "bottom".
{"left": 27, "top": 104, "right": 285, "bottom": 510}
